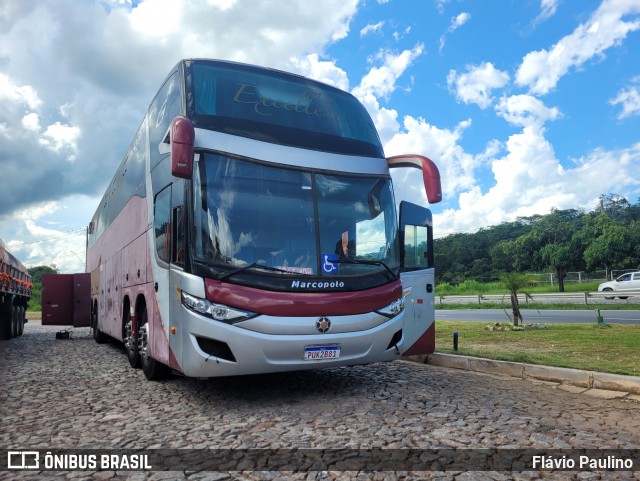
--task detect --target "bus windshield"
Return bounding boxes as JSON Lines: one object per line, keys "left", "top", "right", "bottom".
{"left": 192, "top": 153, "right": 399, "bottom": 282}
{"left": 186, "top": 60, "right": 384, "bottom": 158}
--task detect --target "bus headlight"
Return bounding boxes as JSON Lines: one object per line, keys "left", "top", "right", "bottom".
{"left": 376, "top": 297, "right": 405, "bottom": 318}
{"left": 181, "top": 291, "right": 257, "bottom": 323}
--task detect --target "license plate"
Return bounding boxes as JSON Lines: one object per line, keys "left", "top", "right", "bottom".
{"left": 303, "top": 345, "right": 340, "bottom": 361}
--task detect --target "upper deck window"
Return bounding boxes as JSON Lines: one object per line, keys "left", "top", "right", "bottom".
{"left": 186, "top": 60, "right": 384, "bottom": 158}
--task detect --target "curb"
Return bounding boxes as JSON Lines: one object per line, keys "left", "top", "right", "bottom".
{"left": 404, "top": 353, "right": 640, "bottom": 401}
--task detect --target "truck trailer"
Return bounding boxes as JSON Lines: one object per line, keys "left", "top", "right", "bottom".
{"left": 0, "top": 241, "right": 32, "bottom": 340}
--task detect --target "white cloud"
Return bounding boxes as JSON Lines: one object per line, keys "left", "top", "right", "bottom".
{"left": 352, "top": 45, "right": 425, "bottom": 145}
{"left": 393, "top": 26, "right": 411, "bottom": 42}
{"left": 2, "top": 194, "right": 101, "bottom": 273}
{"left": 353, "top": 44, "right": 424, "bottom": 100}
{"left": 38, "top": 122, "right": 81, "bottom": 160}
{"left": 0, "top": 73, "right": 42, "bottom": 109}
{"left": 449, "top": 12, "right": 471, "bottom": 32}
{"left": 0, "top": 0, "right": 361, "bottom": 220}
{"left": 129, "top": 0, "right": 181, "bottom": 37}
{"left": 436, "top": 0, "right": 451, "bottom": 14}
{"left": 360, "top": 21, "right": 384, "bottom": 37}
{"left": 447, "top": 62, "right": 510, "bottom": 109}
{"left": 439, "top": 11, "right": 470, "bottom": 52}
{"left": 534, "top": 0, "right": 561, "bottom": 25}
{"left": 517, "top": 0, "right": 640, "bottom": 95}
{"left": 207, "top": 0, "right": 239, "bottom": 11}
{"left": 21, "top": 113, "right": 41, "bottom": 132}
{"left": 386, "top": 116, "right": 480, "bottom": 199}
{"left": 610, "top": 81, "right": 640, "bottom": 119}
{"left": 288, "top": 54, "right": 349, "bottom": 91}
{"left": 0, "top": 0, "right": 365, "bottom": 272}
{"left": 11, "top": 201, "right": 63, "bottom": 222}
{"left": 495, "top": 94, "right": 562, "bottom": 128}
{"left": 434, "top": 126, "right": 559, "bottom": 234}
{"left": 434, "top": 130, "right": 640, "bottom": 237}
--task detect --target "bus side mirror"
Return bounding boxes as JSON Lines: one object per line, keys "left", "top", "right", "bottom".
{"left": 387, "top": 155, "right": 442, "bottom": 204}
{"left": 170, "top": 116, "right": 195, "bottom": 179}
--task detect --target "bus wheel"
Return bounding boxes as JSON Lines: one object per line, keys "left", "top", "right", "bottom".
{"left": 138, "top": 306, "right": 168, "bottom": 381}
{"left": 124, "top": 309, "right": 140, "bottom": 368}
{"left": 92, "top": 304, "right": 108, "bottom": 344}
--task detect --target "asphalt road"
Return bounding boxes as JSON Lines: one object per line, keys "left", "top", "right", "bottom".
{"left": 436, "top": 308, "right": 640, "bottom": 324}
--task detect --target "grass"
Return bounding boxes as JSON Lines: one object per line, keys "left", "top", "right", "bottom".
{"left": 436, "top": 280, "right": 603, "bottom": 296}
{"left": 437, "top": 302, "right": 640, "bottom": 310}
{"left": 435, "top": 320, "right": 640, "bottom": 376}
{"left": 435, "top": 279, "right": 640, "bottom": 310}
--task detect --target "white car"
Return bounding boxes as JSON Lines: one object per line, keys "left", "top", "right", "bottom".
{"left": 598, "top": 271, "right": 640, "bottom": 299}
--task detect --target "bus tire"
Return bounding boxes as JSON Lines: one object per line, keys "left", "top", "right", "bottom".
{"left": 92, "top": 303, "right": 108, "bottom": 344}
{"left": 139, "top": 306, "right": 169, "bottom": 381}
{"left": 123, "top": 307, "right": 140, "bottom": 368}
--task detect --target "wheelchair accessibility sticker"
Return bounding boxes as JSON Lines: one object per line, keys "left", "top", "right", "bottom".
{"left": 322, "top": 254, "right": 339, "bottom": 274}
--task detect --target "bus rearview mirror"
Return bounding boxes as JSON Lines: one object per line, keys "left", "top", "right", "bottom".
{"left": 387, "top": 155, "right": 442, "bottom": 204}
{"left": 170, "top": 116, "right": 195, "bottom": 179}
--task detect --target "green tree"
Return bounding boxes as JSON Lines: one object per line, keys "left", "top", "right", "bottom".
{"left": 28, "top": 265, "right": 59, "bottom": 284}
{"left": 583, "top": 221, "right": 634, "bottom": 276}
{"left": 433, "top": 195, "right": 638, "bottom": 286}
{"left": 595, "top": 194, "right": 630, "bottom": 221}
{"left": 509, "top": 209, "right": 582, "bottom": 292}
{"left": 501, "top": 272, "right": 528, "bottom": 326}
{"left": 27, "top": 265, "right": 58, "bottom": 311}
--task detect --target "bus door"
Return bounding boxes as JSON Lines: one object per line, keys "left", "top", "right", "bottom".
{"left": 398, "top": 201, "right": 435, "bottom": 356}
{"left": 155, "top": 179, "right": 187, "bottom": 370}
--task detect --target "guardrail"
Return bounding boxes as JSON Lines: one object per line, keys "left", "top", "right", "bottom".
{"left": 436, "top": 290, "right": 640, "bottom": 306}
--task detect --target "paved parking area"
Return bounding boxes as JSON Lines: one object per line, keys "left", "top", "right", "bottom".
{"left": 1, "top": 322, "right": 638, "bottom": 480}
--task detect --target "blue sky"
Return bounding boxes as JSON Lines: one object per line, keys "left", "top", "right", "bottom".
{"left": 1, "top": 0, "right": 639, "bottom": 272}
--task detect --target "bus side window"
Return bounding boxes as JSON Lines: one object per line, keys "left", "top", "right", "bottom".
{"left": 154, "top": 186, "right": 172, "bottom": 265}
{"left": 171, "top": 180, "right": 185, "bottom": 267}
{"left": 172, "top": 205, "right": 185, "bottom": 267}
{"left": 149, "top": 72, "right": 182, "bottom": 169}
{"left": 403, "top": 225, "right": 430, "bottom": 269}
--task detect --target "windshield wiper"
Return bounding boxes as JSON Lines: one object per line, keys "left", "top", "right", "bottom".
{"left": 328, "top": 258, "right": 399, "bottom": 280}
{"left": 218, "top": 262, "right": 301, "bottom": 282}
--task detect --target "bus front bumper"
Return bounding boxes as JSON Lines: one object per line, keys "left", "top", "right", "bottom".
{"left": 176, "top": 309, "right": 406, "bottom": 378}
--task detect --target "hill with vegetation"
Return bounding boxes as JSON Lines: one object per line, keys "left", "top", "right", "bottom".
{"left": 435, "top": 194, "right": 640, "bottom": 290}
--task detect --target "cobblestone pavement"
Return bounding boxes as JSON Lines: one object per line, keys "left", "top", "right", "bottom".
{"left": 1, "top": 323, "right": 639, "bottom": 481}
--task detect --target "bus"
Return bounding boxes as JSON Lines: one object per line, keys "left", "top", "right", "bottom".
{"left": 87, "top": 59, "right": 442, "bottom": 380}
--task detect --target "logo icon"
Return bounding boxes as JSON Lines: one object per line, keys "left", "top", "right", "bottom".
{"left": 316, "top": 317, "right": 331, "bottom": 333}
{"left": 7, "top": 451, "right": 39, "bottom": 469}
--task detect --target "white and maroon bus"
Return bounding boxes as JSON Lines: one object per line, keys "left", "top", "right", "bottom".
{"left": 87, "top": 59, "right": 442, "bottom": 380}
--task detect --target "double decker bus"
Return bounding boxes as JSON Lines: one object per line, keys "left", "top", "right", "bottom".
{"left": 87, "top": 59, "right": 442, "bottom": 380}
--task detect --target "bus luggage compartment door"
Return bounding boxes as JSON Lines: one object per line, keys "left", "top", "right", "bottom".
{"left": 42, "top": 273, "right": 91, "bottom": 327}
